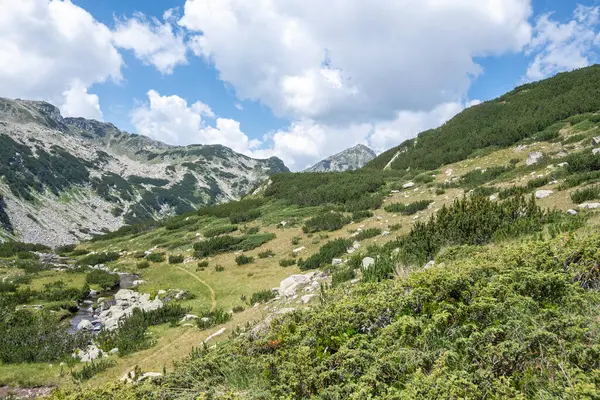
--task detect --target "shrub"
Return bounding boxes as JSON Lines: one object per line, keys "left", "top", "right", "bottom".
{"left": 0, "top": 242, "right": 50, "bottom": 258}
{"left": 79, "top": 252, "right": 120, "bottom": 266}
{"left": 389, "top": 223, "right": 402, "bottom": 232}
{"left": 384, "top": 200, "right": 432, "bottom": 215}
{"left": 232, "top": 305, "right": 245, "bottom": 313}
{"left": 250, "top": 289, "right": 277, "bottom": 304}
{"left": 137, "top": 261, "right": 150, "bottom": 269}
{"left": 526, "top": 175, "right": 551, "bottom": 189}
{"left": 355, "top": 228, "right": 382, "bottom": 241}
{"left": 203, "top": 225, "right": 238, "bottom": 238}
{"left": 235, "top": 255, "right": 254, "bottom": 265}
{"left": 352, "top": 210, "right": 373, "bottom": 222}
{"left": 86, "top": 270, "right": 120, "bottom": 290}
{"left": 498, "top": 185, "right": 529, "bottom": 199}
{"left": 146, "top": 252, "right": 166, "bottom": 263}
{"left": 243, "top": 226, "right": 260, "bottom": 235}
{"left": 197, "top": 261, "right": 209, "bottom": 269}
{"left": 215, "top": 265, "right": 225, "bottom": 272}
{"left": 302, "top": 212, "right": 350, "bottom": 233}
{"left": 196, "top": 309, "right": 231, "bottom": 330}
{"left": 571, "top": 185, "right": 600, "bottom": 203}
{"left": 71, "top": 359, "right": 116, "bottom": 381}
{"left": 168, "top": 254, "right": 185, "bottom": 264}
{"left": 230, "top": 210, "right": 261, "bottom": 224}
{"left": 331, "top": 267, "right": 356, "bottom": 287}
{"left": 299, "top": 239, "right": 352, "bottom": 270}
{"left": 291, "top": 236, "right": 301, "bottom": 245}
{"left": 435, "top": 188, "right": 446, "bottom": 195}
{"left": 258, "top": 250, "right": 275, "bottom": 259}
{"left": 279, "top": 258, "right": 296, "bottom": 267}
{"left": 55, "top": 244, "right": 76, "bottom": 255}
{"left": 193, "top": 233, "right": 275, "bottom": 258}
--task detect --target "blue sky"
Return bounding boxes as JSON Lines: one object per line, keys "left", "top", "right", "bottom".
{"left": 2, "top": 0, "right": 600, "bottom": 170}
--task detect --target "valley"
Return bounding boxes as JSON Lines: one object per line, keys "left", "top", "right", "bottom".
{"left": 1, "top": 66, "right": 600, "bottom": 398}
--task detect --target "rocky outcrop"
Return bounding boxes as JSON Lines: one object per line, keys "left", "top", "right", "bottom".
{"left": 96, "top": 289, "right": 163, "bottom": 331}
{"left": 305, "top": 144, "right": 376, "bottom": 173}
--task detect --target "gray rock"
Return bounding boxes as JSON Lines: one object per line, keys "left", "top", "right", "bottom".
{"left": 567, "top": 209, "right": 578, "bottom": 215}
{"left": 77, "top": 320, "right": 93, "bottom": 331}
{"left": 526, "top": 152, "right": 544, "bottom": 166}
{"left": 362, "top": 257, "right": 375, "bottom": 269}
{"left": 593, "top": 148, "right": 600, "bottom": 155}
{"left": 594, "top": 136, "right": 600, "bottom": 145}
{"left": 300, "top": 294, "right": 317, "bottom": 304}
{"left": 423, "top": 260, "right": 436, "bottom": 269}
{"left": 579, "top": 203, "right": 600, "bottom": 209}
{"left": 304, "top": 144, "right": 376, "bottom": 173}
{"left": 403, "top": 182, "right": 415, "bottom": 189}
{"left": 535, "top": 190, "right": 553, "bottom": 199}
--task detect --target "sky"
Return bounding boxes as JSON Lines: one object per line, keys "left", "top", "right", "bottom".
{"left": 1, "top": 0, "right": 600, "bottom": 171}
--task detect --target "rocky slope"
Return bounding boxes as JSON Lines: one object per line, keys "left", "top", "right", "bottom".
{"left": 0, "top": 98, "right": 288, "bottom": 245}
{"left": 305, "top": 144, "right": 376, "bottom": 172}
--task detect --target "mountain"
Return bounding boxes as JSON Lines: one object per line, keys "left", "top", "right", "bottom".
{"left": 366, "top": 65, "right": 600, "bottom": 171}
{"left": 305, "top": 144, "right": 376, "bottom": 172}
{"left": 0, "top": 97, "right": 288, "bottom": 245}
{"left": 4, "top": 66, "right": 600, "bottom": 398}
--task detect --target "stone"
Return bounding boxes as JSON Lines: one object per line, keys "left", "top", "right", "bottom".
{"left": 350, "top": 278, "right": 360, "bottom": 284}
{"left": 292, "top": 246, "right": 305, "bottom": 254}
{"left": 138, "top": 372, "right": 163, "bottom": 382}
{"left": 301, "top": 294, "right": 317, "bottom": 304}
{"left": 74, "top": 344, "right": 102, "bottom": 363}
{"left": 403, "top": 182, "right": 415, "bottom": 189}
{"left": 332, "top": 258, "right": 343, "bottom": 265}
{"left": 423, "top": 260, "right": 436, "bottom": 269}
{"left": 157, "top": 290, "right": 166, "bottom": 295}
{"left": 489, "top": 195, "right": 498, "bottom": 201}
{"left": 558, "top": 162, "right": 569, "bottom": 167}
{"left": 77, "top": 319, "right": 93, "bottom": 331}
{"left": 535, "top": 190, "right": 553, "bottom": 199}
{"left": 381, "top": 231, "right": 390, "bottom": 236}
{"left": 362, "top": 257, "right": 375, "bottom": 269}
{"left": 180, "top": 314, "right": 198, "bottom": 322}
{"left": 526, "top": 152, "right": 544, "bottom": 166}
{"left": 279, "top": 274, "right": 311, "bottom": 297}
{"left": 205, "top": 328, "right": 227, "bottom": 343}
{"left": 593, "top": 148, "right": 600, "bottom": 155}
{"left": 580, "top": 203, "right": 600, "bottom": 209}
{"left": 109, "top": 348, "right": 119, "bottom": 355}
{"left": 594, "top": 136, "right": 600, "bottom": 145}
{"left": 567, "top": 209, "right": 578, "bottom": 215}
{"left": 445, "top": 169, "right": 453, "bottom": 176}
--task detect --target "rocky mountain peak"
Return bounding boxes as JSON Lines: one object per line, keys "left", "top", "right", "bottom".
{"left": 305, "top": 144, "right": 377, "bottom": 173}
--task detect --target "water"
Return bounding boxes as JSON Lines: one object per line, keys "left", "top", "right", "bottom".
{"left": 68, "top": 273, "right": 138, "bottom": 334}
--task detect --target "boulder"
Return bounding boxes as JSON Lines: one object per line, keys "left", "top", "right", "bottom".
{"left": 292, "top": 247, "right": 305, "bottom": 254}
{"left": 301, "top": 294, "right": 317, "bottom": 304}
{"left": 535, "top": 190, "right": 553, "bottom": 199}
{"left": 526, "top": 152, "right": 544, "bottom": 166}
{"left": 423, "top": 260, "right": 436, "bottom": 269}
{"left": 205, "top": 328, "right": 227, "bottom": 343}
{"left": 403, "top": 182, "right": 415, "bottom": 189}
{"left": 74, "top": 344, "right": 102, "bottom": 363}
{"left": 332, "top": 258, "right": 343, "bottom": 265}
{"left": 594, "top": 136, "right": 600, "bottom": 145}
{"left": 279, "top": 274, "right": 311, "bottom": 297}
{"left": 580, "top": 203, "right": 600, "bottom": 209}
{"left": 362, "top": 257, "right": 375, "bottom": 269}
{"left": 567, "top": 209, "right": 578, "bottom": 215}
{"left": 138, "top": 372, "right": 163, "bottom": 382}
{"left": 77, "top": 319, "right": 93, "bottom": 331}
{"left": 593, "top": 148, "right": 600, "bottom": 155}
{"left": 381, "top": 231, "right": 390, "bottom": 236}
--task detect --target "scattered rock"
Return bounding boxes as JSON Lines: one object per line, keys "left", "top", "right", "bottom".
{"left": 403, "top": 182, "right": 415, "bottom": 189}
{"left": 580, "top": 203, "right": 600, "bottom": 209}
{"left": 77, "top": 320, "right": 93, "bottom": 331}
{"left": 558, "top": 162, "right": 569, "bottom": 167}
{"left": 423, "top": 260, "right": 436, "bottom": 270}
{"left": 567, "top": 209, "right": 578, "bottom": 215}
{"left": 445, "top": 169, "right": 453, "bottom": 176}
{"left": 98, "top": 289, "right": 163, "bottom": 331}
{"left": 593, "top": 148, "right": 600, "bottom": 155}
{"left": 205, "top": 328, "right": 227, "bottom": 343}
{"left": 292, "top": 246, "right": 305, "bottom": 254}
{"left": 489, "top": 195, "right": 498, "bottom": 201}
{"left": 362, "top": 257, "right": 375, "bottom": 269}
{"left": 526, "top": 152, "right": 544, "bottom": 166}
{"left": 300, "top": 294, "right": 317, "bottom": 304}
{"left": 332, "top": 258, "right": 343, "bottom": 266}
{"left": 73, "top": 344, "right": 103, "bottom": 363}
{"left": 381, "top": 231, "right": 390, "bottom": 236}
{"left": 535, "top": 190, "right": 553, "bottom": 199}
{"left": 594, "top": 136, "right": 600, "bottom": 145}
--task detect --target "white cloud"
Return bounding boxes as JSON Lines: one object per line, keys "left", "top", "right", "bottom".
{"left": 61, "top": 81, "right": 103, "bottom": 121}
{"left": 131, "top": 90, "right": 259, "bottom": 155}
{"left": 0, "top": 0, "right": 122, "bottom": 118}
{"left": 113, "top": 12, "right": 188, "bottom": 75}
{"left": 180, "top": 0, "right": 532, "bottom": 124}
{"left": 526, "top": 5, "right": 600, "bottom": 81}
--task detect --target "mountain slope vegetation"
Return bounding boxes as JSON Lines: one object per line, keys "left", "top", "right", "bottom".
{"left": 2, "top": 67, "right": 600, "bottom": 398}
{"left": 366, "top": 65, "right": 600, "bottom": 171}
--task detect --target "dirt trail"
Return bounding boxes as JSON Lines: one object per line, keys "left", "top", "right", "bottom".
{"left": 176, "top": 266, "right": 217, "bottom": 311}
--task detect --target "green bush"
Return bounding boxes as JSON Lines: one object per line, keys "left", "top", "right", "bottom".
{"left": 168, "top": 254, "right": 185, "bottom": 264}
{"left": 258, "top": 250, "right": 275, "bottom": 259}
{"left": 197, "top": 261, "right": 209, "bottom": 269}
{"left": 279, "top": 258, "right": 297, "bottom": 267}
{"left": 299, "top": 239, "right": 352, "bottom": 270}
{"left": 203, "top": 225, "right": 238, "bottom": 238}
{"left": 0, "top": 242, "right": 50, "bottom": 258}
{"left": 79, "top": 252, "right": 120, "bottom": 266}
{"left": 384, "top": 200, "right": 432, "bottom": 215}
{"left": 215, "top": 265, "right": 225, "bottom": 272}
{"left": 71, "top": 359, "right": 116, "bottom": 381}
{"left": 193, "top": 233, "right": 275, "bottom": 258}
{"left": 230, "top": 210, "right": 261, "bottom": 224}
{"left": 86, "top": 270, "right": 120, "bottom": 290}
{"left": 232, "top": 305, "right": 245, "bottom": 313}
{"left": 137, "top": 261, "right": 150, "bottom": 269}
{"left": 351, "top": 210, "right": 373, "bottom": 222}
{"left": 331, "top": 267, "right": 356, "bottom": 287}
{"left": 196, "top": 309, "right": 231, "bottom": 330}
{"left": 250, "top": 289, "right": 277, "bottom": 304}
{"left": 146, "top": 252, "right": 166, "bottom": 263}
{"left": 302, "top": 212, "right": 350, "bottom": 233}
{"left": 355, "top": 228, "right": 382, "bottom": 241}
{"left": 571, "top": 185, "right": 600, "bottom": 203}
{"left": 235, "top": 255, "right": 254, "bottom": 265}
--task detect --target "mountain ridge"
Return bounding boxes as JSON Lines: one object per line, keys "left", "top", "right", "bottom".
{"left": 0, "top": 97, "right": 288, "bottom": 245}
{"left": 305, "top": 144, "right": 376, "bottom": 173}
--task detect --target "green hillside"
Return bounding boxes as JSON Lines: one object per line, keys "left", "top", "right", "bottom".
{"left": 2, "top": 67, "right": 600, "bottom": 399}
{"left": 366, "top": 65, "right": 600, "bottom": 171}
